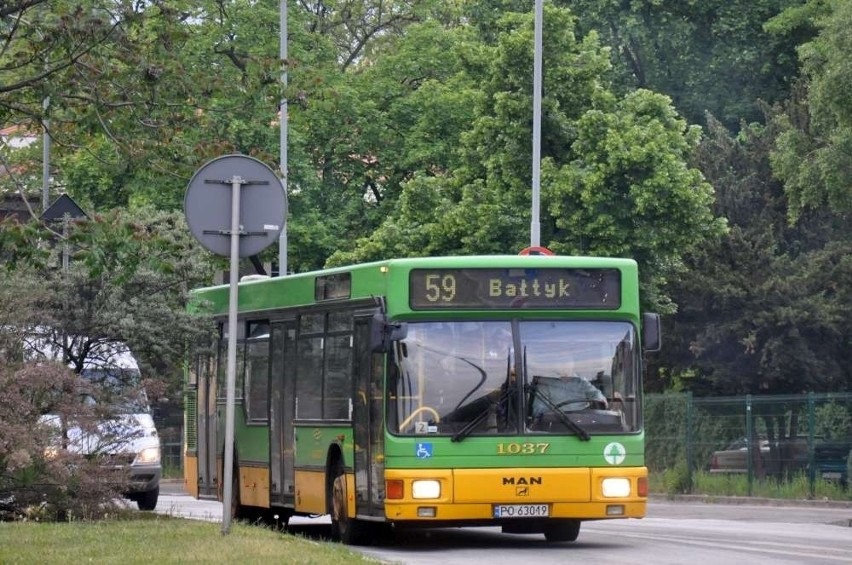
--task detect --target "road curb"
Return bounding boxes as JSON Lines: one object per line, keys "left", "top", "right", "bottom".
{"left": 651, "top": 493, "right": 852, "bottom": 509}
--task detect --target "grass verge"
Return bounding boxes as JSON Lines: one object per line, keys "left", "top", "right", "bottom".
{"left": 650, "top": 469, "right": 852, "bottom": 500}
{"left": 0, "top": 515, "right": 382, "bottom": 565}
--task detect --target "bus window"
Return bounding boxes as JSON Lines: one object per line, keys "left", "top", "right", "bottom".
{"left": 392, "top": 321, "right": 516, "bottom": 436}
{"left": 522, "top": 321, "right": 638, "bottom": 434}
{"left": 245, "top": 321, "right": 270, "bottom": 422}
{"left": 295, "top": 335, "right": 323, "bottom": 419}
{"left": 324, "top": 334, "right": 352, "bottom": 419}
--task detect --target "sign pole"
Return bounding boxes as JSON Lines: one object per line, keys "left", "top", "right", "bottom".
{"left": 221, "top": 175, "right": 243, "bottom": 535}
{"left": 184, "top": 155, "right": 285, "bottom": 537}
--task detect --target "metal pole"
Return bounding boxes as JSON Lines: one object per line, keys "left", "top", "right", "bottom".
{"left": 746, "top": 394, "right": 753, "bottom": 496}
{"left": 42, "top": 97, "right": 50, "bottom": 212}
{"left": 221, "top": 176, "right": 243, "bottom": 535}
{"left": 278, "top": 0, "right": 288, "bottom": 276}
{"left": 530, "top": 0, "right": 543, "bottom": 248}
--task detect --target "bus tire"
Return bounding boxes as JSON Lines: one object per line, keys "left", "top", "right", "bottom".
{"left": 330, "top": 465, "right": 371, "bottom": 545}
{"left": 543, "top": 519, "right": 581, "bottom": 542}
{"left": 230, "top": 468, "right": 247, "bottom": 521}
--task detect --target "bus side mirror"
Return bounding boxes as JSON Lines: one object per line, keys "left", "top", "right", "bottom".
{"left": 642, "top": 313, "right": 661, "bottom": 353}
{"left": 370, "top": 313, "right": 407, "bottom": 352}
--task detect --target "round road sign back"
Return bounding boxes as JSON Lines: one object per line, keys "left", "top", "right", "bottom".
{"left": 184, "top": 154, "right": 286, "bottom": 257}
{"left": 519, "top": 246, "right": 554, "bottom": 256}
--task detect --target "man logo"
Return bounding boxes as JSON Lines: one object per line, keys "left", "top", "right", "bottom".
{"left": 516, "top": 486, "right": 529, "bottom": 496}
{"left": 502, "top": 476, "right": 542, "bottom": 485}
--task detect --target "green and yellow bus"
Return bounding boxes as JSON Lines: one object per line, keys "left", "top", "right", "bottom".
{"left": 184, "top": 255, "right": 660, "bottom": 544}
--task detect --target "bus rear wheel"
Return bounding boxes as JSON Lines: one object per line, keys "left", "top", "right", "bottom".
{"left": 330, "top": 466, "right": 371, "bottom": 545}
{"left": 230, "top": 470, "right": 248, "bottom": 521}
{"left": 543, "top": 519, "right": 581, "bottom": 542}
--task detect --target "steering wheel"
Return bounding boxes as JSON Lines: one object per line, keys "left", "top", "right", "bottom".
{"left": 553, "top": 399, "right": 607, "bottom": 411}
{"left": 398, "top": 406, "right": 441, "bottom": 432}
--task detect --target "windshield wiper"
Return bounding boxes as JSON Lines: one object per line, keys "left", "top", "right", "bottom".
{"left": 527, "top": 384, "right": 591, "bottom": 441}
{"left": 451, "top": 358, "right": 488, "bottom": 412}
{"left": 452, "top": 354, "right": 514, "bottom": 443}
{"left": 451, "top": 384, "right": 514, "bottom": 442}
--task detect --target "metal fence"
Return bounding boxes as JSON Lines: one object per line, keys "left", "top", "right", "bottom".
{"left": 153, "top": 402, "right": 185, "bottom": 475}
{"left": 645, "top": 392, "right": 852, "bottom": 494}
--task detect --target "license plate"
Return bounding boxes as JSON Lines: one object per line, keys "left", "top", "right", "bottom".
{"left": 493, "top": 504, "right": 550, "bottom": 518}
{"left": 822, "top": 472, "right": 842, "bottom": 480}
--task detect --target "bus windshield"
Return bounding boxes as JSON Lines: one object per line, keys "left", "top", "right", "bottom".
{"left": 391, "top": 321, "right": 639, "bottom": 438}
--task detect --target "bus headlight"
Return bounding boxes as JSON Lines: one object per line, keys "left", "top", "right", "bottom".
{"left": 133, "top": 447, "right": 161, "bottom": 465}
{"left": 601, "top": 477, "right": 631, "bottom": 498}
{"left": 411, "top": 480, "right": 441, "bottom": 499}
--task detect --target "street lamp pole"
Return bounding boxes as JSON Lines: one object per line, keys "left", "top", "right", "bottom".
{"left": 530, "top": 0, "right": 543, "bottom": 248}
{"left": 278, "top": 0, "right": 289, "bottom": 276}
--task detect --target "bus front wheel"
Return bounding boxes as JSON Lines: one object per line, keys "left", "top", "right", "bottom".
{"left": 330, "top": 466, "right": 371, "bottom": 545}
{"left": 543, "top": 519, "right": 581, "bottom": 542}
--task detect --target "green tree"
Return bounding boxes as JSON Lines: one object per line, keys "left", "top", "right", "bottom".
{"left": 569, "top": 0, "right": 810, "bottom": 129}
{"left": 769, "top": 0, "right": 852, "bottom": 220}
{"left": 655, "top": 115, "right": 852, "bottom": 396}
{"left": 545, "top": 90, "right": 725, "bottom": 311}
{"left": 2, "top": 1, "right": 198, "bottom": 206}
{"left": 0, "top": 207, "right": 217, "bottom": 385}
{"left": 329, "top": 6, "right": 726, "bottom": 314}
{"left": 1, "top": 1, "right": 297, "bottom": 212}
{"left": 290, "top": 19, "right": 482, "bottom": 270}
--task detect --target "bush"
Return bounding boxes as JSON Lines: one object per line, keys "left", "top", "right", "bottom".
{"left": 662, "top": 460, "right": 692, "bottom": 494}
{"left": 814, "top": 402, "right": 852, "bottom": 440}
{"left": 0, "top": 361, "right": 129, "bottom": 522}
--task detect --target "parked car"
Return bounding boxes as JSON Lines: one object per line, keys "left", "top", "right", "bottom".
{"left": 709, "top": 436, "right": 808, "bottom": 476}
{"left": 813, "top": 438, "right": 851, "bottom": 486}
{"left": 710, "top": 437, "right": 767, "bottom": 474}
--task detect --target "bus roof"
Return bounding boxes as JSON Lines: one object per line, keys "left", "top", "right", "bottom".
{"left": 189, "top": 255, "right": 641, "bottom": 319}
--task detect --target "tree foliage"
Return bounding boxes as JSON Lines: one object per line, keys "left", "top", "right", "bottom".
{"left": 1, "top": 0, "right": 849, "bottom": 401}
{"left": 769, "top": 0, "right": 852, "bottom": 220}
{"left": 654, "top": 115, "right": 852, "bottom": 395}
{"left": 0, "top": 208, "right": 217, "bottom": 385}
{"left": 0, "top": 357, "right": 128, "bottom": 521}
{"left": 569, "top": 0, "right": 809, "bottom": 129}
{"left": 327, "top": 6, "right": 726, "bottom": 313}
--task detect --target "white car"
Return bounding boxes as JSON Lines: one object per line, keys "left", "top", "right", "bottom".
{"left": 27, "top": 335, "right": 162, "bottom": 510}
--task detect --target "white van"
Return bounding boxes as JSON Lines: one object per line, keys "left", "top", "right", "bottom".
{"left": 26, "top": 335, "right": 162, "bottom": 511}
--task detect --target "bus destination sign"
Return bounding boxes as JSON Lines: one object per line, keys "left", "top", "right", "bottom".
{"left": 409, "top": 268, "right": 621, "bottom": 310}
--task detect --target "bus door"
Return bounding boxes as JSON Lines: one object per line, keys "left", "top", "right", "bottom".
{"left": 269, "top": 320, "right": 296, "bottom": 506}
{"left": 353, "top": 315, "right": 385, "bottom": 516}
{"left": 197, "top": 353, "right": 218, "bottom": 499}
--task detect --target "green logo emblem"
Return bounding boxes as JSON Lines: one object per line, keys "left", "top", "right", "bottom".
{"left": 604, "top": 442, "right": 626, "bottom": 465}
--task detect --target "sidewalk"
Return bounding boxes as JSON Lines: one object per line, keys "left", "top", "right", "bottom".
{"left": 161, "top": 478, "right": 188, "bottom": 495}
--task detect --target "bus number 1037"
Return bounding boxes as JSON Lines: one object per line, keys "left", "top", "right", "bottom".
{"left": 497, "top": 442, "right": 550, "bottom": 455}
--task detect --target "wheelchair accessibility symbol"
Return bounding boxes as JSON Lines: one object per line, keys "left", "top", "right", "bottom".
{"left": 416, "top": 443, "right": 432, "bottom": 459}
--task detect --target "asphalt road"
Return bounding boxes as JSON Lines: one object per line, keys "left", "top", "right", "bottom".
{"left": 157, "top": 481, "right": 852, "bottom": 564}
